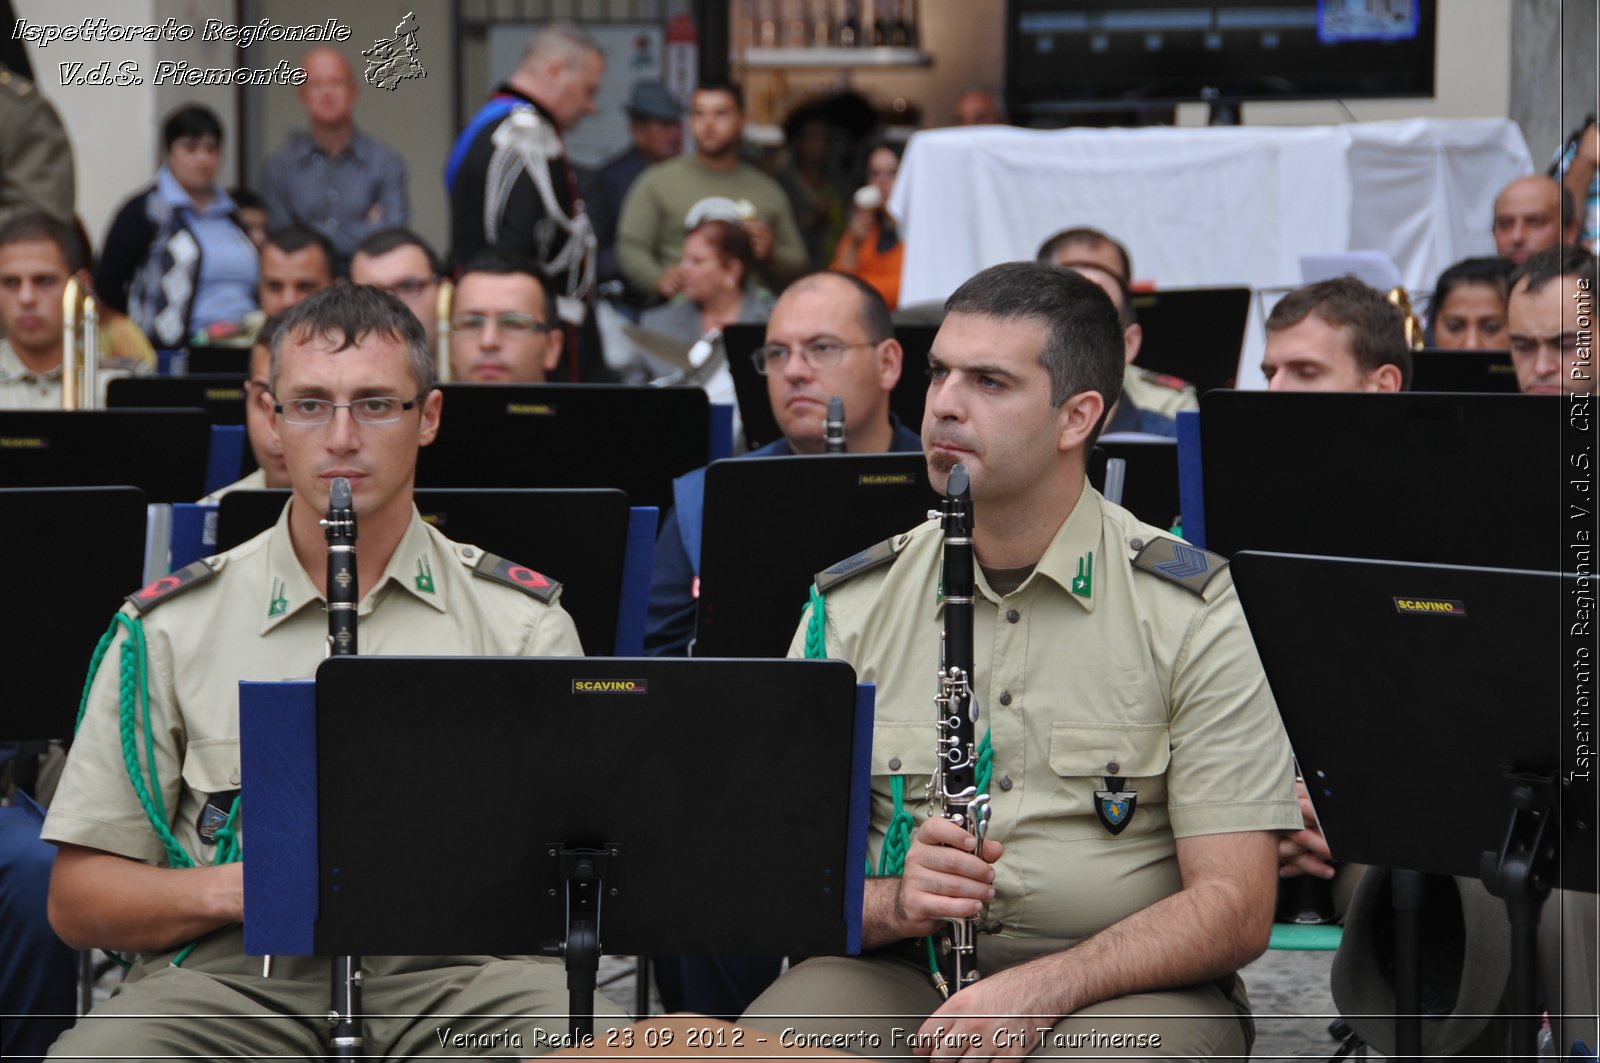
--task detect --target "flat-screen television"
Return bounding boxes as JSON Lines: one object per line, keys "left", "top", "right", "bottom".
{"left": 1006, "top": 0, "right": 1437, "bottom": 120}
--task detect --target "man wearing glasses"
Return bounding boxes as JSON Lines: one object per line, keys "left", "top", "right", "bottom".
{"left": 41, "top": 285, "right": 618, "bottom": 1057}
{"left": 448, "top": 249, "right": 564, "bottom": 383}
{"left": 350, "top": 227, "right": 443, "bottom": 355}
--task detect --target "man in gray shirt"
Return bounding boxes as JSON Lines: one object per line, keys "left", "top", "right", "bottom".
{"left": 261, "top": 48, "right": 407, "bottom": 264}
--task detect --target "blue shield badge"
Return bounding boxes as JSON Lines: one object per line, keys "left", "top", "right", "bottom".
{"left": 1094, "top": 789, "right": 1138, "bottom": 836}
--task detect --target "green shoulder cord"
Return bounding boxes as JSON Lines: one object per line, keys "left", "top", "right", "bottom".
{"left": 806, "top": 586, "right": 994, "bottom": 980}
{"left": 77, "top": 614, "right": 243, "bottom": 968}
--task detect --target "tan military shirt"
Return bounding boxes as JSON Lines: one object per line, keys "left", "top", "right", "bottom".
{"left": 792, "top": 487, "right": 1299, "bottom": 943}
{"left": 1123, "top": 364, "right": 1200, "bottom": 418}
{"left": 0, "top": 337, "right": 62, "bottom": 409}
{"left": 199, "top": 466, "right": 268, "bottom": 504}
{"left": 44, "top": 502, "right": 582, "bottom": 868}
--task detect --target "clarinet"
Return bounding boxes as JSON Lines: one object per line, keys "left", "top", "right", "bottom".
{"left": 824, "top": 396, "right": 846, "bottom": 453}
{"left": 321, "top": 477, "right": 363, "bottom": 1057}
{"left": 926, "top": 462, "right": 989, "bottom": 997}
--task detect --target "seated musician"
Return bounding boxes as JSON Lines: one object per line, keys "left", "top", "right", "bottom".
{"left": 350, "top": 227, "right": 443, "bottom": 354}
{"left": 41, "top": 284, "right": 623, "bottom": 1058}
{"left": 1261, "top": 277, "right": 1411, "bottom": 392}
{"left": 644, "top": 270, "right": 922, "bottom": 658}
{"left": 0, "top": 211, "right": 150, "bottom": 410}
{"left": 1508, "top": 244, "right": 1597, "bottom": 395}
{"left": 448, "top": 249, "right": 565, "bottom": 383}
{"left": 201, "top": 310, "right": 292, "bottom": 501}
{"left": 741, "top": 263, "right": 1300, "bottom": 1059}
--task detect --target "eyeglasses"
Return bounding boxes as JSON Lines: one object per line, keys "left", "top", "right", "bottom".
{"left": 274, "top": 395, "right": 422, "bottom": 426}
{"left": 374, "top": 279, "right": 435, "bottom": 299}
{"left": 452, "top": 313, "right": 556, "bottom": 336}
{"left": 751, "top": 339, "right": 878, "bottom": 375}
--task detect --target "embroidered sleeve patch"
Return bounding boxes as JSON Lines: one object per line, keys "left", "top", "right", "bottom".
{"left": 126, "top": 559, "right": 217, "bottom": 615}
{"left": 1130, "top": 538, "right": 1228, "bottom": 597}
{"left": 472, "top": 552, "right": 560, "bottom": 603}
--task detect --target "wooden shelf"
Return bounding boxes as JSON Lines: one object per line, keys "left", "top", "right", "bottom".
{"left": 735, "top": 46, "right": 931, "bottom": 69}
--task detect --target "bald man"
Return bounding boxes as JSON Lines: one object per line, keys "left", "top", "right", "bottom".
{"left": 261, "top": 47, "right": 409, "bottom": 262}
{"left": 1493, "top": 175, "right": 1578, "bottom": 266}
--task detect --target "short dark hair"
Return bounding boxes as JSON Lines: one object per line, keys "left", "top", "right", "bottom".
{"left": 1035, "top": 226, "right": 1133, "bottom": 283}
{"left": 269, "top": 284, "right": 433, "bottom": 395}
{"left": 686, "top": 219, "right": 754, "bottom": 287}
{"left": 254, "top": 309, "right": 289, "bottom": 354}
{"left": 0, "top": 210, "right": 81, "bottom": 273}
{"left": 944, "top": 261, "right": 1125, "bottom": 444}
{"left": 1267, "top": 277, "right": 1412, "bottom": 390}
{"left": 1510, "top": 245, "right": 1599, "bottom": 300}
{"left": 456, "top": 248, "right": 555, "bottom": 325}
{"left": 265, "top": 224, "right": 337, "bottom": 279}
{"left": 694, "top": 77, "right": 744, "bottom": 112}
{"left": 1428, "top": 256, "right": 1512, "bottom": 331}
{"left": 162, "top": 105, "right": 223, "bottom": 151}
{"left": 355, "top": 227, "right": 442, "bottom": 277}
{"left": 785, "top": 270, "right": 895, "bottom": 344}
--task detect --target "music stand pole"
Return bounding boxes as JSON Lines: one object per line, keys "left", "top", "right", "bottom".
{"left": 1480, "top": 771, "right": 1558, "bottom": 1059}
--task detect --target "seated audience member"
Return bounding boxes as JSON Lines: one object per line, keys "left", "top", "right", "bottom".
{"left": 1036, "top": 226, "right": 1197, "bottom": 417}
{"left": 96, "top": 105, "right": 258, "bottom": 348}
{"left": 1262, "top": 277, "right": 1410, "bottom": 392}
{"left": 350, "top": 227, "right": 442, "bottom": 353}
{"left": 449, "top": 250, "right": 564, "bottom": 384}
{"left": 951, "top": 86, "right": 1005, "bottom": 126}
{"left": 230, "top": 187, "right": 270, "bottom": 250}
{"left": 1507, "top": 244, "right": 1597, "bottom": 395}
{"left": 645, "top": 270, "right": 920, "bottom": 658}
{"left": 1061, "top": 263, "right": 1178, "bottom": 437}
{"left": 41, "top": 283, "right": 618, "bottom": 1059}
{"left": 640, "top": 219, "right": 772, "bottom": 347}
{"left": 831, "top": 144, "right": 904, "bottom": 309}
{"left": 617, "top": 79, "right": 807, "bottom": 302}
{"left": 261, "top": 48, "right": 408, "bottom": 265}
{"left": 1492, "top": 174, "right": 1578, "bottom": 266}
{"left": 201, "top": 311, "right": 292, "bottom": 501}
{"left": 584, "top": 80, "right": 684, "bottom": 296}
{"left": 259, "top": 224, "right": 338, "bottom": 317}
{"left": 1426, "top": 256, "right": 1512, "bottom": 349}
{"left": 0, "top": 212, "right": 150, "bottom": 409}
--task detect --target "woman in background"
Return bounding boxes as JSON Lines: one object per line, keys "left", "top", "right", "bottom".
{"left": 96, "top": 105, "right": 258, "bottom": 349}
{"left": 831, "top": 143, "right": 904, "bottom": 309}
{"left": 1426, "top": 256, "right": 1512, "bottom": 349}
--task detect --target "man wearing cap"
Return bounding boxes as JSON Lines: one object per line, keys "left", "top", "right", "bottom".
{"left": 583, "top": 81, "right": 683, "bottom": 302}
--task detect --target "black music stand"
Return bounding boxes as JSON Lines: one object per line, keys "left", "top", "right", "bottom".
{"left": 1409, "top": 348, "right": 1520, "bottom": 393}
{"left": 240, "top": 657, "right": 872, "bottom": 1040}
{"left": 1199, "top": 391, "right": 1564, "bottom": 569}
{"left": 723, "top": 324, "right": 935, "bottom": 450}
{"left": 1088, "top": 439, "right": 1179, "bottom": 530}
{"left": 0, "top": 488, "right": 147, "bottom": 751}
{"left": 1233, "top": 551, "right": 1595, "bottom": 1059}
{"left": 415, "top": 384, "right": 710, "bottom": 509}
{"left": 106, "top": 375, "right": 251, "bottom": 424}
{"left": 180, "top": 345, "right": 250, "bottom": 376}
{"left": 1128, "top": 286, "right": 1250, "bottom": 394}
{"left": 216, "top": 488, "right": 638, "bottom": 656}
{"left": 695, "top": 453, "right": 938, "bottom": 658}
{"left": 0, "top": 409, "right": 214, "bottom": 502}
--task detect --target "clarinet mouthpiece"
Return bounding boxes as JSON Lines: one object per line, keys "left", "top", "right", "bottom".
{"left": 329, "top": 477, "right": 353, "bottom": 511}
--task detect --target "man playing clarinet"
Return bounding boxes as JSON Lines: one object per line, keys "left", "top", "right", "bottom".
{"left": 743, "top": 262, "right": 1301, "bottom": 1059}
{"left": 41, "top": 284, "right": 623, "bottom": 1057}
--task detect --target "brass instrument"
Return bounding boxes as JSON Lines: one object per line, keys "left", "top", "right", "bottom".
{"left": 436, "top": 278, "right": 454, "bottom": 383}
{"left": 1386, "top": 287, "right": 1426, "bottom": 351}
{"left": 927, "top": 463, "right": 988, "bottom": 997}
{"left": 61, "top": 276, "right": 100, "bottom": 409}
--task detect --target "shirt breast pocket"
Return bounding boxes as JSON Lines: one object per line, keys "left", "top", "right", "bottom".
{"left": 870, "top": 720, "right": 939, "bottom": 820}
{"left": 1043, "top": 721, "right": 1170, "bottom": 840}
{"left": 179, "top": 738, "right": 241, "bottom": 859}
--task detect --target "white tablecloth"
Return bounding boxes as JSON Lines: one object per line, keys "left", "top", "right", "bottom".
{"left": 890, "top": 118, "right": 1533, "bottom": 302}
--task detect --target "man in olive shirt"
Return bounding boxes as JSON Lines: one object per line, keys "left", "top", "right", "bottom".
{"left": 42, "top": 285, "right": 619, "bottom": 1058}
{"left": 744, "top": 263, "right": 1300, "bottom": 1058}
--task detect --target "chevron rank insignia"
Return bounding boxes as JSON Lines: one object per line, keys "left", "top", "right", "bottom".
{"left": 815, "top": 536, "right": 901, "bottom": 593}
{"left": 472, "top": 553, "right": 560, "bottom": 603}
{"left": 126, "top": 559, "right": 217, "bottom": 615}
{"left": 1130, "top": 537, "right": 1227, "bottom": 596}
{"left": 1094, "top": 788, "right": 1138, "bottom": 835}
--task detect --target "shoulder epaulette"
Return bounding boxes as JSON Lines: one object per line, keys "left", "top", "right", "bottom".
{"left": 815, "top": 535, "right": 904, "bottom": 593}
{"left": 471, "top": 551, "right": 560, "bottom": 603}
{"left": 1128, "top": 535, "right": 1228, "bottom": 597}
{"left": 126, "top": 559, "right": 218, "bottom": 614}
{"left": 0, "top": 69, "right": 36, "bottom": 98}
